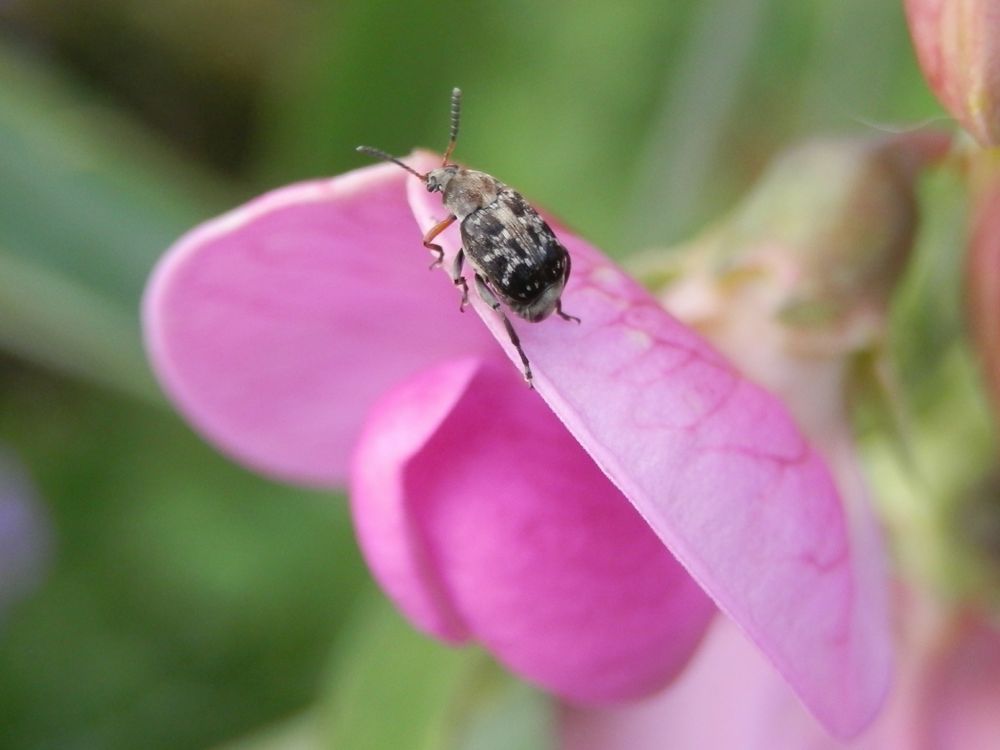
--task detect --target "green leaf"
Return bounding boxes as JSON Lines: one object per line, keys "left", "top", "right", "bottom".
{"left": 252, "top": 1, "right": 699, "bottom": 255}
{"left": 321, "top": 596, "right": 534, "bottom": 750}
{"left": 213, "top": 712, "right": 324, "bottom": 750}
{"left": 0, "top": 43, "right": 236, "bottom": 398}
{"left": 0, "top": 376, "right": 370, "bottom": 750}
{"left": 451, "top": 665, "right": 551, "bottom": 750}
{"left": 0, "top": 249, "right": 158, "bottom": 402}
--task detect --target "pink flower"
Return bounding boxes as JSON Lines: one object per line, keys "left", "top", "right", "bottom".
{"left": 905, "top": 0, "right": 1000, "bottom": 146}
{"left": 143, "top": 152, "right": 890, "bottom": 737}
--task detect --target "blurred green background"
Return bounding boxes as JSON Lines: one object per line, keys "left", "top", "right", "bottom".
{"left": 0, "top": 1, "right": 956, "bottom": 749}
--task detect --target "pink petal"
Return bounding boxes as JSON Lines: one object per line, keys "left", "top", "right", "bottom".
{"left": 560, "top": 618, "right": 896, "bottom": 750}
{"left": 563, "top": 600, "right": 1000, "bottom": 750}
{"left": 143, "top": 163, "right": 496, "bottom": 486}
{"left": 560, "top": 619, "right": 809, "bottom": 750}
{"left": 407, "top": 154, "right": 889, "bottom": 737}
{"left": 350, "top": 356, "right": 715, "bottom": 703}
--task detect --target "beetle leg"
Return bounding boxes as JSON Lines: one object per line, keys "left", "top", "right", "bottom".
{"left": 475, "top": 274, "right": 533, "bottom": 388}
{"left": 451, "top": 248, "right": 469, "bottom": 311}
{"left": 422, "top": 215, "right": 457, "bottom": 269}
{"left": 555, "top": 253, "right": 580, "bottom": 323}
{"left": 555, "top": 299, "right": 581, "bottom": 324}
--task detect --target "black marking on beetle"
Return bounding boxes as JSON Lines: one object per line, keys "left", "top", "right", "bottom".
{"left": 356, "top": 88, "right": 579, "bottom": 388}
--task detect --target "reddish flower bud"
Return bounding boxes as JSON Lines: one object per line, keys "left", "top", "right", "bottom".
{"left": 905, "top": 0, "right": 1000, "bottom": 146}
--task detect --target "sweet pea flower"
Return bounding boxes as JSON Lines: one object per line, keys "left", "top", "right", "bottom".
{"left": 905, "top": 0, "right": 1000, "bottom": 147}
{"left": 145, "top": 152, "right": 889, "bottom": 736}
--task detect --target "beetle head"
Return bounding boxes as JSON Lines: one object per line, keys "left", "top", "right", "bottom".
{"left": 426, "top": 165, "right": 460, "bottom": 193}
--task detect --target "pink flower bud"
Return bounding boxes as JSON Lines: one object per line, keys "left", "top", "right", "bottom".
{"left": 905, "top": 0, "right": 1000, "bottom": 146}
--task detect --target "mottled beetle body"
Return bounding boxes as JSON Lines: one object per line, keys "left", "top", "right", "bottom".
{"left": 357, "top": 88, "right": 578, "bottom": 386}
{"left": 432, "top": 166, "right": 571, "bottom": 322}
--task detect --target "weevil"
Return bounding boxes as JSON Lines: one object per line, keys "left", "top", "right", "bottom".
{"left": 356, "top": 87, "right": 579, "bottom": 388}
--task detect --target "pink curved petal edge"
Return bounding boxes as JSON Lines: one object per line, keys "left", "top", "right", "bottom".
{"left": 406, "top": 152, "right": 890, "bottom": 737}
{"left": 143, "top": 163, "right": 495, "bottom": 486}
{"left": 350, "top": 356, "right": 715, "bottom": 703}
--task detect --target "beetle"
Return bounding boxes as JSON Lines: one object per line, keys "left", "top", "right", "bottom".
{"left": 356, "top": 87, "right": 579, "bottom": 387}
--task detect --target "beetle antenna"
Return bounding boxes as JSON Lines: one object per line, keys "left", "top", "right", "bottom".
{"left": 442, "top": 87, "right": 461, "bottom": 165}
{"left": 355, "top": 146, "right": 427, "bottom": 179}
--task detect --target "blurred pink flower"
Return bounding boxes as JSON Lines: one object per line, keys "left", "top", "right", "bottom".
{"left": 561, "top": 596, "right": 1000, "bottom": 750}
{"left": 143, "top": 152, "right": 890, "bottom": 737}
{"left": 905, "top": 0, "right": 1000, "bottom": 146}
{"left": 0, "top": 448, "right": 50, "bottom": 620}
